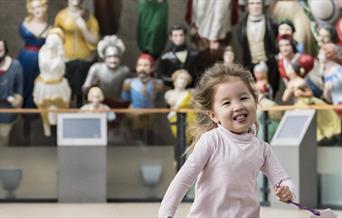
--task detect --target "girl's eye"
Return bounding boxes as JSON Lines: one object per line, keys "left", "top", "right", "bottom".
{"left": 241, "top": 97, "right": 249, "bottom": 101}
{"left": 223, "top": 101, "right": 230, "bottom": 105}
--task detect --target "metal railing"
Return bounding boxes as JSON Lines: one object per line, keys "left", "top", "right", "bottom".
{"left": 0, "top": 105, "right": 341, "bottom": 203}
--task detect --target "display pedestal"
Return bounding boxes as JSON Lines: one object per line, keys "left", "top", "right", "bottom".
{"left": 57, "top": 113, "right": 107, "bottom": 202}
{"left": 270, "top": 109, "right": 317, "bottom": 208}
{"left": 58, "top": 146, "right": 106, "bottom": 202}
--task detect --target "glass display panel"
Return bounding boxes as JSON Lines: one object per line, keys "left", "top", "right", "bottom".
{"left": 276, "top": 116, "right": 309, "bottom": 139}
{"left": 63, "top": 118, "right": 101, "bottom": 139}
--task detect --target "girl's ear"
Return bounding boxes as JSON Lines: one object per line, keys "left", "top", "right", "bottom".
{"left": 207, "top": 111, "right": 219, "bottom": 124}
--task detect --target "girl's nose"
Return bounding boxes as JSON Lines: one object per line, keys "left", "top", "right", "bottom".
{"left": 232, "top": 102, "right": 244, "bottom": 111}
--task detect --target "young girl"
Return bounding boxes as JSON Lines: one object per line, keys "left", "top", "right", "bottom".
{"left": 158, "top": 63, "right": 295, "bottom": 218}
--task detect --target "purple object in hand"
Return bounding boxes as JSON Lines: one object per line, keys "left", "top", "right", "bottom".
{"left": 275, "top": 180, "right": 337, "bottom": 217}
{"left": 287, "top": 200, "right": 320, "bottom": 216}
{"left": 275, "top": 179, "right": 321, "bottom": 216}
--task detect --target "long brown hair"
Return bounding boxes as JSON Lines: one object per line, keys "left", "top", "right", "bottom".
{"left": 187, "top": 63, "right": 258, "bottom": 153}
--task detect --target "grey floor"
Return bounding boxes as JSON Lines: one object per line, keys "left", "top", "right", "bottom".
{"left": 0, "top": 203, "right": 341, "bottom": 218}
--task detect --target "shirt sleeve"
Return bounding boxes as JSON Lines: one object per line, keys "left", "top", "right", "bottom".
{"left": 158, "top": 133, "right": 214, "bottom": 218}
{"left": 260, "top": 142, "right": 296, "bottom": 200}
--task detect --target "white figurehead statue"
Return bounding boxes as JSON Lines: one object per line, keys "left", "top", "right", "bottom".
{"left": 33, "top": 28, "right": 71, "bottom": 136}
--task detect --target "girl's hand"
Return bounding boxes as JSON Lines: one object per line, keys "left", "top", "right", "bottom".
{"left": 275, "top": 185, "right": 293, "bottom": 203}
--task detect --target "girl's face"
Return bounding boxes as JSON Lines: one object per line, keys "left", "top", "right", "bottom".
{"left": 208, "top": 77, "right": 257, "bottom": 134}
{"left": 30, "top": 0, "right": 46, "bottom": 19}
{"left": 278, "top": 39, "right": 293, "bottom": 58}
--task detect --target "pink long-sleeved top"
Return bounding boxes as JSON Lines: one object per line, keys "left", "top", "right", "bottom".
{"left": 159, "top": 125, "right": 295, "bottom": 218}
